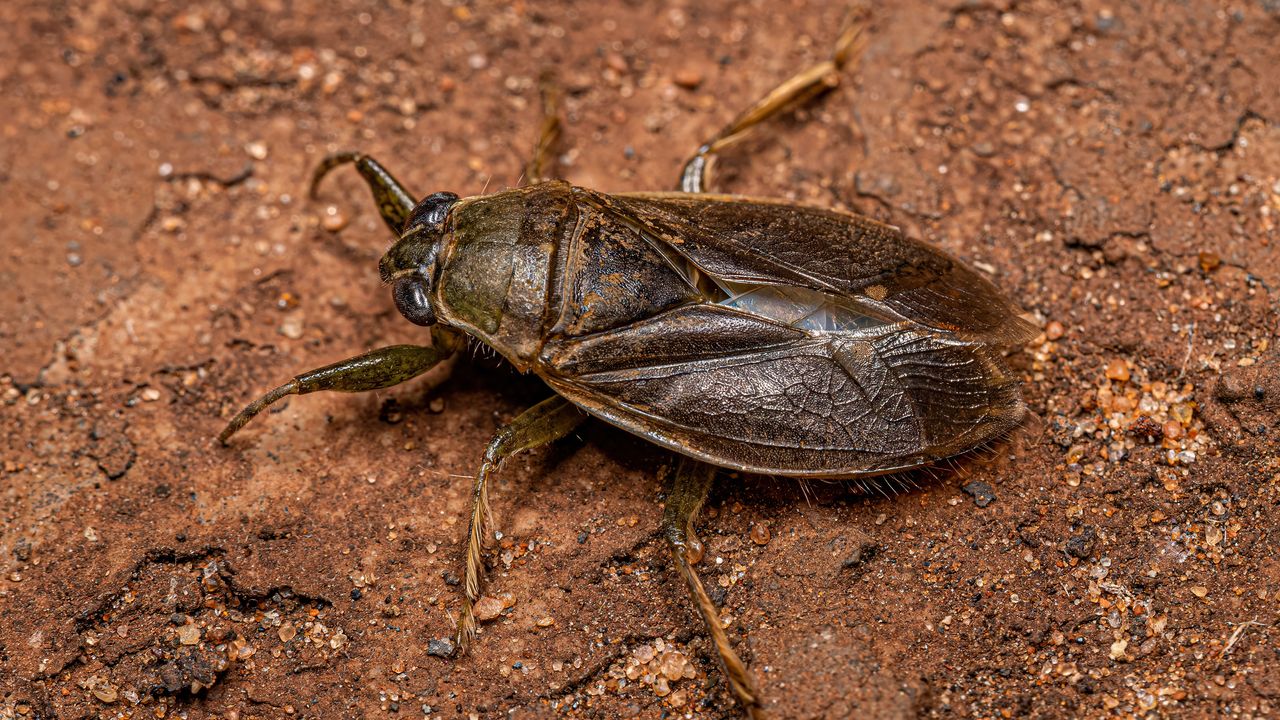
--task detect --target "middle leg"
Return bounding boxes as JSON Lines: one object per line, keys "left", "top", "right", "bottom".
{"left": 523, "top": 71, "right": 564, "bottom": 185}
{"left": 679, "top": 8, "right": 868, "bottom": 194}
{"left": 456, "top": 394, "right": 587, "bottom": 647}
{"left": 663, "top": 457, "right": 768, "bottom": 719}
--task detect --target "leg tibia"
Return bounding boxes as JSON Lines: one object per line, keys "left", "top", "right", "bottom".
{"left": 662, "top": 457, "right": 768, "bottom": 719}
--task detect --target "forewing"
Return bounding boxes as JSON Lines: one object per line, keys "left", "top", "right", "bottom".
{"left": 541, "top": 304, "right": 1025, "bottom": 477}
{"left": 593, "top": 190, "right": 1037, "bottom": 344}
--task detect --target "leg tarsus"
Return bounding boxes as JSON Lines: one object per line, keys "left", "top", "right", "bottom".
{"left": 218, "top": 343, "right": 452, "bottom": 445}
{"left": 455, "top": 395, "right": 586, "bottom": 648}
{"left": 311, "top": 152, "right": 418, "bottom": 236}
{"left": 663, "top": 457, "right": 768, "bottom": 719}
{"left": 679, "top": 7, "right": 869, "bottom": 194}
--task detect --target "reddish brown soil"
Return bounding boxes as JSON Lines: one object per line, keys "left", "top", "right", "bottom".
{"left": 3, "top": 1, "right": 1279, "bottom": 718}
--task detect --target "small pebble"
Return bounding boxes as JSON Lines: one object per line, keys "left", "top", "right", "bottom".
{"left": 245, "top": 141, "right": 269, "bottom": 160}
{"left": 1105, "top": 359, "right": 1130, "bottom": 382}
{"left": 673, "top": 68, "right": 704, "bottom": 89}
{"left": 536, "top": 616, "right": 554, "bottom": 627}
{"left": 749, "top": 523, "right": 770, "bottom": 546}
{"left": 278, "top": 622, "right": 297, "bottom": 642}
{"left": 177, "top": 623, "right": 201, "bottom": 645}
{"left": 427, "top": 637, "right": 456, "bottom": 657}
{"left": 604, "top": 51, "right": 628, "bottom": 73}
{"left": 141, "top": 388, "right": 161, "bottom": 402}
{"left": 329, "top": 629, "right": 347, "bottom": 649}
{"left": 962, "top": 481, "right": 996, "bottom": 508}
{"left": 428, "top": 397, "right": 446, "bottom": 413}
{"left": 1198, "top": 251, "right": 1221, "bottom": 273}
{"left": 634, "top": 644, "right": 655, "bottom": 664}
{"left": 473, "top": 596, "right": 505, "bottom": 622}
{"left": 92, "top": 684, "right": 118, "bottom": 704}
{"left": 1045, "top": 320, "right": 1065, "bottom": 340}
{"left": 1190, "top": 586, "right": 1209, "bottom": 598}
{"left": 659, "top": 652, "right": 685, "bottom": 681}
{"left": 1109, "top": 638, "right": 1128, "bottom": 660}
{"left": 279, "top": 316, "right": 304, "bottom": 340}
{"left": 653, "top": 676, "right": 671, "bottom": 697}
{"left": 1162, "top": 421, "right": 1183, "bottom": 440}
{"left": 321, "top": 208, "right": 349, "bottom": 232}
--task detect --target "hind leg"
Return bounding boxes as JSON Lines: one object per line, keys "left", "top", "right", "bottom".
{"left": 679, "top": 8, "right": 868, "bottom": 193}
{"left": 455, "top": 395, "right": 587, "bottom": 647}
{"left": 662, "top": 457, "right": 768, "bottom": 719}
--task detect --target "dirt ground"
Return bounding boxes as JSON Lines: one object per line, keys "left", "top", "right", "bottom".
{"left": 2, "top": 0, "right": 1279, "bottom": 718}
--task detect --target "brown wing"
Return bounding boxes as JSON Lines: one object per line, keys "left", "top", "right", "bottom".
{"left": 587, "top": 190, "right": 1036, "bottom": 345}
{"left": 540, "top": 304, "right": 1025, "bottom": 477}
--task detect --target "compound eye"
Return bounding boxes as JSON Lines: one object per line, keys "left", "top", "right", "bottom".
{"left": 392, "top": 276, "right": 435, "bottom": 326}
{"left": 404, "top": 191, "right": 459, "bottom": 234}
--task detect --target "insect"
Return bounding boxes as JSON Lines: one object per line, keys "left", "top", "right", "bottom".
{"left": 219, "top": 12, "right": 1032, "bottom": 718}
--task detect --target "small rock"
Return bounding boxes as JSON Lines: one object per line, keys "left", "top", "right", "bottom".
{"left": 321, "top": 208, "right": 349, "bottom": 232}
{"left": 1065, "top": 527, "right": 1096, "bottom": 559}
{"left": 962, "top": 481, "right": 996, "bottom": 508}
{"left": 329, "top": 629, "right": 347, "bottom": 649}
{"left": 673, "top": 67, "right": 704, "bottom": 89}
{"left": 92, "top": 683, "right": 118, "bottom": 703}
{"left": 1045, "top": 320, "right": 1065, "bottom": 340}
{"left": 749, "top": 523, "right": 770, "bottom": 546}
{"left": 244, "top": 141, "right": 269, "bottom": 160}
{"left": 427, "top": 637, "right": 456, "bottom": 657}
{"left": 1105, "top": 358, "right": 1130, "bottom": 382}
{"left": 971, "top": 141, "right": 996, "bottom": 157}
{"left": 1110, "top": 638, "right": 1128, "bottom": 661}
{"left": 1128, "top": 415, "right": 1162, "bottom": 439}
{"left": 659, "top": 652, "right": 685, "bottom": 681}
{"left": 177, "top": 623, "right": 201, "bottom": 645}
{"left": 141, "top": 388, "right": 161, "bottom": 402}
{"left": 279, "top": 315, "right": 304, "bottom": 340}
{"left": 1198, "top": 251, "right": 1220, "bottom": 273}
{"left": 536, "top": 616, "right": 554, "bottom": 627}
{"left": 473, "top": 596, "right": 505, "bottom": 622}
{"left": 1190, "top": 586, "right": 1209, "bottom": 598}
{"left": 634, "top": 643, "right": 655, "bottom": 663}
{"left": 278, "top": 622, "right": 297, "bottom": 642}
{"left": 653, "top": 676, "right": 671, "bottom": 697}
{"left": 604, "top": 51, "right": 628, "bottom": 74}
{"left": 841, "top": 541, "right": 878, "bottom": 571}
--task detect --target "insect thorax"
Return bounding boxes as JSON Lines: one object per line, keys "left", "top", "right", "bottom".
{"left": 435, "top": 184, "right": 575, "bottom": 369}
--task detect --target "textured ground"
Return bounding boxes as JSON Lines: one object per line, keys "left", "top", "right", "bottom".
{"left": 2, "top": 1, "right": 1279, "bottom": 718}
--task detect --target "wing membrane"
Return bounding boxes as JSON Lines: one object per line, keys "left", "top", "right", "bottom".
{"left": 541, "top": 305, "right": 1024, "bottom": 477}
{"left": 586, "top": 190, "right": 1037, "bottom": 344}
